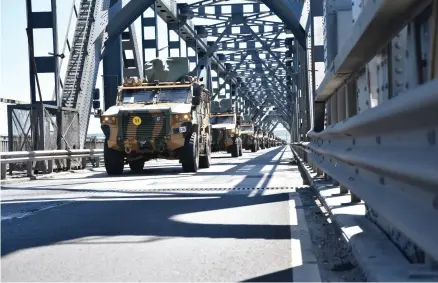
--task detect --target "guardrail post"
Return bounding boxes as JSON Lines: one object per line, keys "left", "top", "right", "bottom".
{"left": 27, "top": 161, "right": 33, "bottom": 177}
{"left": 317, "top": 168, "right": 324, "bottom": 176}
{"left": 340, "top": 185, "right": 349, "bottom": 194}
{"left": 351, "top": 192, "right": 361, "bottom": 203}
{"left": 66, "top": 154, "right": 72, "bottom": 170}
{"left": 47, "top": 160, "right": 53, "bottom": 174}
{"left": 1, "top": 164, "right": 6, "bottom": 179}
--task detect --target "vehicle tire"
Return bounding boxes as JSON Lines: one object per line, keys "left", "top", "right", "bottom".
{"left": 231, "top": 143, "right": 239, "bottom": 157}
{"left": 129, "top": 160, "right": 144, "bottom": 173}
{"left": 104, "top": 142, "right": 124, "bottom": 175}
{"left": 182, "top": 131, "right": 199, "bottom": 172}
{"left": 199, "top": 134, "right": 211, "bottom": 169}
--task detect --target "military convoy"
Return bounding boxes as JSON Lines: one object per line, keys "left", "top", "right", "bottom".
{"left": 99, "top": 57, "right": 283, "bottom": 175}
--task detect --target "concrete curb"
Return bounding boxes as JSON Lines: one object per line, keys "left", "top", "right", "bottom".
{"left": 291, "top": 148, "right": 438, "bottom": 282}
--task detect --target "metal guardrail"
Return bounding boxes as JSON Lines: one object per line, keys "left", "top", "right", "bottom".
{"left": 291, "top": 78, "right": 438, "bottom": 263}
{"left": 0, "top": 136, "right": 105, "bottom": 152}
{"left": 1, "top": 149, "right": 103, "bottom": 180}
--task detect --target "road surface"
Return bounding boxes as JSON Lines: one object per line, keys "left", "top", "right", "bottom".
{"left": 1, "top": 146, "right": 322, "bottom": 282}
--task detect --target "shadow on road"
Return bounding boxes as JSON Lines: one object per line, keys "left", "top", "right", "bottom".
{"left": 1, "top": 146, "right": 303, "bottom": 263}
{"left": 1, "top": 191, "right": 293, "bottom": 257}
{"left": 241, "top": 267, "right": 293, "bottom": 282}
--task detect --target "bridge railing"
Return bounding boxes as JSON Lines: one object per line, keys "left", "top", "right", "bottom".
{"left": 292, "top": 77, "right": 438, "bottom": 263}
{"left": 0, "top": 135, "right": 105, "bottom": 152}
{"left": 0, "top": 149, "right": 103, "bottom": 180}
{"left": 291, "top": 0, "right": 438, "bottom": 266}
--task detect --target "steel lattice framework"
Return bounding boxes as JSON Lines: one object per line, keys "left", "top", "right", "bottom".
{"left": 14, "top": 0, "right": 312, "bottom": 150}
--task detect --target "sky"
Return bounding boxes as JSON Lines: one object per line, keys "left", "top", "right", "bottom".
{"left": 0, "top": 0, "right": 319, "bottom": 141}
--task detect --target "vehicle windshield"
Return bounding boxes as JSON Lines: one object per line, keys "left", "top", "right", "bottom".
{"left": 121, "top": 87, "right": 190, "bottom": 104}
{"left": 210, "top": 115, "right": 234, "bottom": 125}
{"left": 122, "top": 89, "right": 155, "bottom": 104}
{"left": 158, "top": 88, "right": 190, "bottom": 103}
{"left": 240, "top": 126, "right": 253, "bottom": 132}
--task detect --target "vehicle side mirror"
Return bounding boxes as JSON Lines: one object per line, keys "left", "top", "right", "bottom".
{"left": 93, "top": 88, "right": 100, "bottom": 100}
{"left": 193, "top": 84, "right": 201, "bottom": 97}
{"left": 236, "top": 116, "right": 241, "bottom": 125}
{"left": 192, "top": 96, "right": 201, "bottom": 106}
{"left": 93, "top": 100, "right": 101, "bottom": 109}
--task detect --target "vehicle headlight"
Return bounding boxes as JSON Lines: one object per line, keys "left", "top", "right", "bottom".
{"left": 101, "top": 115, "right": 117, "bottom": 125}
{"left": 175, "top": 113, "right": 191, "bottom": 122}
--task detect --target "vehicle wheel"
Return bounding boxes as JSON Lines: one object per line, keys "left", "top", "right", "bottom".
{"left": 231, "top": 143, "right": 239, "bottom": 158}
{"left": 104, "top": 142, "right": 124, "bottom": 175}
{"left": 182, "top": 132, "right": 199, "bottom": 172}
{"left": 129, "top": 160, "right": 144, "bottom": 173}
{"left": 199, "top": 134, "right": 211, "bottom": 169}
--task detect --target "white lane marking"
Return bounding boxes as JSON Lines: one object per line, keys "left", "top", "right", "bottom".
{"left": 289, "top": 192, "right": 322, "bottom": 282}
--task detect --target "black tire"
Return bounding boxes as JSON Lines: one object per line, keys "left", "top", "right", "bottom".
{"left": 129, "top": 160, "right": 144, "bottom": 173}
{"left": 199, "top": 135, "right": 211, "bottom": 169}
{"left": 182, "top": 132, "right": 199, "bottom": 172}
{"left": 104, "top": 142, "right": 124, "bottom": 175}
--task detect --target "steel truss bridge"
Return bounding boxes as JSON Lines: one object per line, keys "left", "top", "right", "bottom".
{"left": 2, "top": 0, "right": 438, "bottom": 281}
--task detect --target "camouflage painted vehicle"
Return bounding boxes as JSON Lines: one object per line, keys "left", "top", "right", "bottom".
{"left": 240, "top": 122, "right": 258, "bottom": 152}
{"left": 255, "top": 129, "right": 265, "bottom": 149}
{"left": 100, "top": 57, "right": 212, "bottom": 175}
{"left": 268, "top": 133, "right": 275, "bottom": 147}
{"left": 210, "top": 100, "right": 243, "bottom": 157}
{"left": 262, "top": 131, "right": 269, "bottom": 149}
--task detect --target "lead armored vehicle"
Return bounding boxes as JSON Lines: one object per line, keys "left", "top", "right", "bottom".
{"left": 100, "top": 57, "right": 212, "bottom": 175}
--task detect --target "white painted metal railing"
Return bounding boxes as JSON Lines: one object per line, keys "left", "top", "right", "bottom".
{"left": 294, "top": 77, "right": 438, "bottom": 262}
{"left": 291, "top": 0, "right": 438, "bottom": 266}
{"left": 0, "top": 149, "right": 103, "bottom": 180}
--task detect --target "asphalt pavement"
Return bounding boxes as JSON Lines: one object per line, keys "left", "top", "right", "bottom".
{"left": 1, "top": 146, "right": 321, "bottom": 282}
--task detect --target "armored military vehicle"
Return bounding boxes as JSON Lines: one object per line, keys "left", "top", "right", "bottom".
{"left": 256, "top": 129, "right": 264, "bottom": 149}
{"left": 240, "top": 115, "right": 258, "bottom": 152}
{"left": 100, "top": 57, "right": 212, "bottom": 175}
{"left": 261, "top": 130, "right": 269, "bottom": 149}
{"left": 268, "top": 133, "right": 275, "bottom": 148}
{"left": 210, "top": 99, "right": 243, "bottom": 157}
